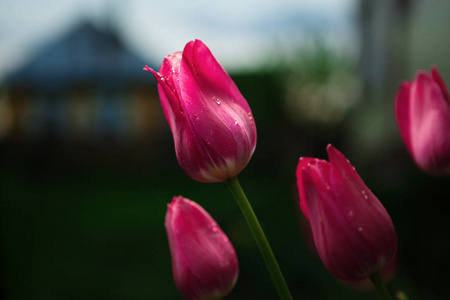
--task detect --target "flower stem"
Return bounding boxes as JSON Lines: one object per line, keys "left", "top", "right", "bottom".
{"left": 226, "top": 176, "right": 293, "bottom": 300}
{"left": 370, "top": 271, "right": 393, "bottom": 300}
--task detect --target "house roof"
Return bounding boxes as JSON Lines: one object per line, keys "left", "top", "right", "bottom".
{"left": 4, "top": 21, "right": 157, "bottom": 90}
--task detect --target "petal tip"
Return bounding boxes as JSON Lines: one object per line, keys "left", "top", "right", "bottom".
{"left": 144, "top": 65, "right": 164, "bottom": 82}
{"left": 326, "top": 144, "right": 338, "bottom": 158}
{"left": 430, "top": 65, "right": 450, "bottom": 101}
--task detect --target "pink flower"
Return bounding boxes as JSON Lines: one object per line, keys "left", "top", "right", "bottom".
{"left": 165, "top": 196, "right": 239, "bottom": 300}
{"left": 145, "top": 40, "right": 256, "bottom": 182}
{"left": 296, "top": 144, "right": 397, "bottom": 281}
{"left": 395, "top": 66, "right": 450, "bottom": 176}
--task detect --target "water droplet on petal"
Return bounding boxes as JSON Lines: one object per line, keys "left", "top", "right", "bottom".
{"left": 348, "top": 210, "right": 354, "bottom": 217}
{"left": 248, "top": 112, "right": 253, "bottom": 119}
{"left": 234, "top": 119, "right": 238, "bottom": 125}
{"left": 357, "top": 226, "right": 363, "bottom": 232}
{"left": 212, "top": 96, "right": 221, "bottom": 104}
{"left": 325, "top": 185, "right": 331, "bottom": 190}
{"left": 361, "top": 190, "right": 368, "bottom": 200}
{"left": 219, "top": 261, "right": 230, "bottom": 268}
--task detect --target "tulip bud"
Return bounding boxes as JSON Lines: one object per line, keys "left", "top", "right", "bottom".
{"left": 395, "top": 66, "right": 450, "bottom": 176}
{"left": 296, "top": 144, "right": 397, "bottom": 281}
{"left": 145, "top": 40, "right": 257, "bottom": 183}
{"left": 165, "top": 196, "right": 239, "bottom": 300}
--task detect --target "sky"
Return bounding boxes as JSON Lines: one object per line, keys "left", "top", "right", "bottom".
{"left": 0, "top": 0, "right": 357, "bottom": 81}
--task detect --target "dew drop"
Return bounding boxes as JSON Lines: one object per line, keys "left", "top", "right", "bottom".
{"left": 247, "top": 112, "right": 253, "bottom": 119}
{"left": 357, "top": 226, "right": 363, "bottom": 232}
{"left": 361, "top": 190, "right": 368, "bottom": 200}
{"left": 216, "top": 99, "right": 221, "bottom": 105}
{"left": 193, "top": 113, "right": 199, "bottom": 121}
{"left": 325, "top": 185, "right": 331, "bottom": 190}
{"left": 348, "top": 210, "right": 354, "bottom": 217}
{"left": 219, "top": 261, "right": 230, "bottom": 268}
{"left": 234, "top": 119, "right": 238, "bottom": 125}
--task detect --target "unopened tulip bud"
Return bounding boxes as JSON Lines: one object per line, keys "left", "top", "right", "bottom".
{"left": 296, "top": 144, "right": 397, "bottom": 281}
{"left": 145, "top": 40, "right": 257, "bottom": 182}
{"left": 395, "top": 66, "right": 450, "bottom": 176}
{"left": 165, "top": 196, "right": 239, "bottom": 300}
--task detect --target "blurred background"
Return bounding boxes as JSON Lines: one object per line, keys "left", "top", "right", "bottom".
{"left": 1, "top": 0, "right": 449, "bottom": 299}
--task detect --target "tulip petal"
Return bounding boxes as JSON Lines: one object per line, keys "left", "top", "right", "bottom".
{"left": 296, "top": 157, "right": 319, "bottom": 220}
{"left": 145, "top": 40, "right": 257, "bottom": 182}
{"left": 169, "top": 199, "right": 232, "bottom": 285}
{"left": 328, "top": 162, "right": 396, "bottom": 275}
{"left": 301, "top": 161, "right": 362, "bottom": 279}
{"left": 145, "top": 56, "right": 231, "bottom": 182}
{"left": 395, "top": 67, "right": 450, "bottom": 175}
{"left": 165, "top": 197, "right": 238, "bottom": 300}
{"left": 411, "top": 72, "right": 450, "bottom": 173}
{"left": 178, "top": 40, "right": 256, "bottom": 169}
{"left": 154, "top": 70, "right": 226, "bottom": 182}
{"left": 297, "top": 145, "right": 397, "bottom": 281}
{"left": 326, "top": 145, "right": 368, "bottom": 191}
{"left": 431, "top": 66, "right": 450, "bottom": 103}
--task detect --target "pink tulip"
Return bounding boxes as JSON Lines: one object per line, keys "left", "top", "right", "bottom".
{"left": 395, "top": 66, "right": 450, "bottom": 176}
{"left": 165, "top": 196, "right": 239, "bottom": 300}
{"left": 296, "top": 144, "right": 397, "bottom": 281}
{"left": 145, "top": 40, "right": 256, "bottom": 182}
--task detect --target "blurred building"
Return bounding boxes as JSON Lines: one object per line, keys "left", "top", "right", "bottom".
{"left": 0, "top": 21, "right": 167, "bottom": 170}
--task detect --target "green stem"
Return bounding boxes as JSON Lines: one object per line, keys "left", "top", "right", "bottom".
{"left": 370, "top": 271, "right": 393, "bottom": 300}
{"left": 226, "top": 176, "right": 293, "bottom": 300}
